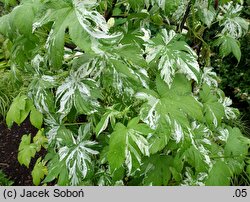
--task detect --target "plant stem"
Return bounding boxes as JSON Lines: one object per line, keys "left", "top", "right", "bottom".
{"left": 177, "top": 1, "right": 191, "bottom": 32}
{"left": 104, "top": 0, "right": 118, "bottom": 21}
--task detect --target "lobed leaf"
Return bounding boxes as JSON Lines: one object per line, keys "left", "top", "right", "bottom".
{"left": 18, "top": 134, "right": 37, "bottom": 168}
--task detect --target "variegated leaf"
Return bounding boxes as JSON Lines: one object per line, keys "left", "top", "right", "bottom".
{"left": 145, "top": 29, "right": 200, "bottom": 87}
{"left": 73, "top": 0, "right": 122, "bottom": 40}
{"left": 108, "top": 118, "right": 151, "bottom": 174}
{"left": 218, "top": 2, "right": 249, "bottom": 39}
{"left": 56, "top": 63, "right": 100, "bottom": 117}
{"left": 58, "top": 125, "right": 98, "bottom": 185}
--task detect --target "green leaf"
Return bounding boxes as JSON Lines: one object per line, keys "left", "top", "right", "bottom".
{"left": 108, "top": 123, "right": 127, "bottom": 172}
{"left": 142, "top": 155, "right": 172, "bottom": 185}
{"left": 57, "top": 163, "right": 70, "bottom": 186}
{"left": 149, "top": 124, "right": 169, "bottom": 154}
{"left": 0, "top": 15, "right": 12, "bottom": 37}
{"left": 56, "top": 68, "right": 100, "bottom": 117}
{"left": 30, "top": 108, "right": 43, "bottom": 129}
{"left": 200, "top": 84, "right": 225, "bottom": 127}
{"left": 197, "top": 6, "right": 216, "bottom": 27}
{"left": 184, "top": 145, "right": 208, "bottom": 173}
{"left": 46, "top": 7, "right": 73, "bottom": 69}
{"left": 112, "top": 166, "right": 125, "bottom": 182}
{"left": 33, "top": 3, "right": 73, "bottom": 69}
{"left": 95, "top": 108, "right": 121, "bottom": 137}
{"left": 127, "top": 117, "right": 154, "bottom": 135}
{"left": 112, "top": 44, "right": 147, "bottom": 68}
{"left": 110, "top": 59, "right": 137, "bottom": 81}
{"left": 18, "top": 134, "right": 37, "bottom": 168}
{"left": 43, "top": 151, "right": 69, "bottom": 185}
{"left": 146, "top": 30, "right": 200, "bottom": 87}
{"left": 2, "top": 0, "right": 17, "bottom": 6}
{"left": 214, "top": 35, "right": 241, "bottom": 62}
{"left": 128, "top": 0, "right": 144, "bottom": 11}
{"left": 169, "top": 167, "right": 182, "bottom": 182}
{"left": 151, "top": 13, "right": 163, "bottom": 25}
{"left": 6, "top": 95, "right": 33, "bottom": 128}
{"left": 224, "top": 127, "right": 249, "bottom": 159}
{"left": 159, "top": 77, "right": 203, "bottom": 122}
{"left": 137, "top": 74, "right": 203, "bottom": 145}
{"left": 219, "top": 3, "right": 249, "bottom": 38}
{"left": 33, "top": 129, "right": 48, "bottom": 152}
{"left": 68, "top": 18, "right": 92, "bottom": 53}
{"left": 57, "top": 125, "right": 99, "bottom": 185}
{"left": 31, "top": 157, "right": 47, "bottom": 186}
{"left": 10, "top": 4, "right": 35, "bottom": 37}
{"left": 95, "top": 113, "right": 111, "bottom": 136}
{"left": 205, "top": 160, "right": 231, "bottom": 186}
{"left": 108, "top": 120, "right": 151, "bottom": 173}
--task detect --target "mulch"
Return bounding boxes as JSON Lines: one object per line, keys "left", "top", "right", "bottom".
{"left": 0, "top": 119, "right": 45, "bottom": 186}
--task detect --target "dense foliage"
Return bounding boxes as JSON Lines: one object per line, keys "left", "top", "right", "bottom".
{"left": 0, "top": 0, "right": 250, "bottom": 185}
{"left": 211, "top": 0, "right": 250, "bottom": 124}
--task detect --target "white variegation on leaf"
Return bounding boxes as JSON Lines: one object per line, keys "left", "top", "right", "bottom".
{"left": 56, "top": 63, "right": 100, "bottom": 117}
{"left": 172, "top": 0, "right": 189, "bottom": 22}
{"left": 220, "top": 97, "right": 239, "bottom": 120}
{"left": 110, "top": 65, "right": 147, "bottom": 96}
{"left": 135, "top": 92, "right": 160, "bottom": 129}
{"left": 73, "top": 0, "right": 122, "bottom": 39}
{"left": 108, "top": 119, "right": 151, "bottom": 174}
{"left": 32, "top": 88, "right": 50, "bottom": 113}
{"left": 172, "top": 121, "right": 184, "bottom": 143}
{"left": 47, "top": 126, "right": 60, "bottom": 144}
{"left": 137, "top": 75, "right": 203, "bottom": 135}
{"left": 145, "top": 29, "right": 200, "bottom": 87}
{"left": 56, "top": 80, "right": 75, "bottom": 114}
{"left": 128, "top": 129, "right": 150, "bottom": 157}
{"left": 201, "top": 67, "right": 218, "bottom": 87}
{"left": 195, "top": 0, "right": 209, "bottom": 8}
{"left": 197, "top": 145, "right": 212, "bottom": 167}
{"left": 200, "top": 84, "right": 225, "bottom": 128}
{"left": 210, "top": 108, "right": 218, "bottom": 127}
{"left": 31, "top": 54, "right": 44, "bottom": 73}
{"left": 218, "top": 2, "right": 249, "bottom": 39}
{"left": 188, "top": 124, "right": 214, "bottom": 169}
{"left": 195, "top": 0, "right": 215, "bottom": 28}
{"left": 85, "top": 42, "right": 149, "bottom": 94}
{"left": 44, "top": 114, "right": 62, "bottom": 144}
{"left": 144, "top": 0, "right": 166, "bottom": 10}
{"left": 162, "top": 29, "right": 176, "bottom": 44}
{"left": 28, "top": 75, "right": 56, "bottom": 114}
{"left": 183, "top": 168, "right": 207, "bottom": 186}
{"left": 218, "top": 128, "right": 229, "bottom": 142}
{"left": 191, "top": 121, "right": 211, "bottom": 140}
{"left": 125, "top": 126, "right": 150, "bottom": 174}
{"left": 139, "top": 28, "right": 151, "bottom": 42}
{"left": 58, "top": 125, "right": 98, "bottom": 185}
{"left": 95, "top": 106, "right": 122, "bottom": 136}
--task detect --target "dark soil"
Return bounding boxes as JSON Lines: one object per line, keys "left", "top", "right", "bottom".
{"left": 0, "top": 119, "right": 45, "bottom": 186}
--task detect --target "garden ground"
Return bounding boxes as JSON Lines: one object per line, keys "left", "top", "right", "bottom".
{"left": 0, "top": 119, "right": 44, "bottom": 185}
